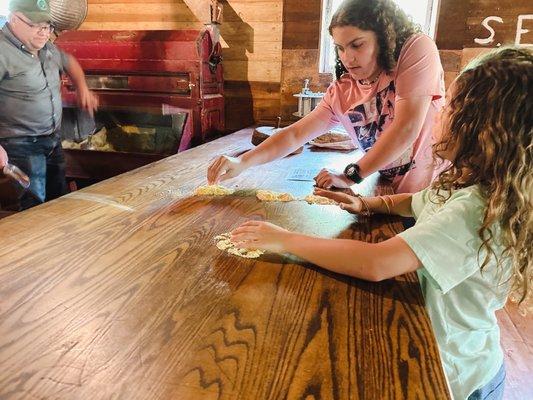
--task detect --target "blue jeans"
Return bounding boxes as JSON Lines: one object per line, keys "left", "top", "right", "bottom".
{"left": 0, "top": 133, "right": 67, "bottom": 210}
{"left": 401, "top": 216, "right": 416, "bottom": 229}
{"left": 468, "top": 363, "right": 506, "bottom": 400}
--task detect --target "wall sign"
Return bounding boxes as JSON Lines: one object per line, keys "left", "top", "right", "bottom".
{"left": 474, "top": 14, "right": 533, "bottom": 46}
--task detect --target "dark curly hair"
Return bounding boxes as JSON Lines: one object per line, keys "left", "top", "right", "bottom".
{"left": 329, "top": 0, "right": 420, "bottom": 79}
{"left": 432, "top": 47, "right": 533, "bottom": 314}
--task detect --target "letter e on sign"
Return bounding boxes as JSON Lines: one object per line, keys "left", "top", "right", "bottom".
{"left": 516, "top": 15, "right": 533, "bottom": 46}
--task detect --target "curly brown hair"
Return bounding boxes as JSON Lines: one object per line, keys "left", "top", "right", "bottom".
{"left": 432, "top": 47, "right": 533, "bottom": 314}
{"left": 329, "top": 0, "right": 420, "bottom": 78}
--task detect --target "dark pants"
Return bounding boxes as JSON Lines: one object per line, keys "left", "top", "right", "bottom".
{"left": 0, "top": 133, "right": 67, "bottom": 211}
{"left": 401, "top": 217, "right": 416, "bottom": 230}
{"left": 468, "top": 363, "right": 506, "bottom": 400}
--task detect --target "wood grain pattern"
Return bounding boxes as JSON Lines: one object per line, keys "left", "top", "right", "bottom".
{"left": 496, "top": 302, "right": 533, "bottom": 400}
{"left": 0, "top": 128, "right": 450, "bottom": 399}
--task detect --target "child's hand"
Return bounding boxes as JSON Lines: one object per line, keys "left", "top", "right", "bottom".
{"left": 231, "top": 221, "right": 290, "bottom": 254}
{"left": 313, "top": 188, "right": 363, "bottom": 214}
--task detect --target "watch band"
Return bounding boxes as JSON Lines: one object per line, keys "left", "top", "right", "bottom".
{"left": 344, "top": 163, "right": 363, "bottom": 184}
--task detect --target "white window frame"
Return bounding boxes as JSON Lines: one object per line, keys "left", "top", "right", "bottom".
{"left": 0, "top": 0, "right": 8, "bottom": 27}
{"left": 0, "top": 0, "right": 9, "bottom": 16}
{"left": 320, "top": 0, "right": 441, "bottom": 73}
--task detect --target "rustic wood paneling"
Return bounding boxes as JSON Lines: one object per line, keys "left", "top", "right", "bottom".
{"left": 436, "top": 0, "right": 532, "bottom": 49}
{"left": 80, "top": 0, "right": 284, "bottom": 131}
{"left": 435, "top": 0, "right": 472, "bottom": 50}
{"left": 279, "top": 49, "right": 329, "bottom": 121}
{"left": 225, "top": 81, "right": 281, "bottom": 128}
{"left": 78, "top": 0, "right": 532, "bottom": 129}
{"left": 283, "top": 1, "right": 322, "bottom": 21}
{"left": 282, "top": 21, "right": 321, "bottom": 49}
{"left": 279, "top": 0, "right": 324, "bottom": 124}
{"left": 221, "top": 42, "right": 282, "bottom": 62}
{"left": 224, "top": 95, "right": 254, "bottom": 129}
{"left": 438, "top": 50, "right": 462, "bottom": 88}
{"left": 466, "top": 1, "right": 533, "bottom": 48}
{"left": 225, "top": 81, "right": 281, "bottom": 99}
{"left": 436, "top": 0, "right": 531, "bottom": 88}
{"left": 223, "top": 60, "right": 281, "bottom": 82}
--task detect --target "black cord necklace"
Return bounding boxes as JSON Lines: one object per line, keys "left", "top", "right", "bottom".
{"left": 358, "top": 71, "right": 382, "bottom": 85}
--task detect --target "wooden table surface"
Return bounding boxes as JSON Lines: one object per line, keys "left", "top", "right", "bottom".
{"left": 0, "top": 128, "right": 450, "bottom": 399}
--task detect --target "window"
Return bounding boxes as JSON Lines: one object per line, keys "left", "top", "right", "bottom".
{"left": 0, "top": 0, "right": 8, "bottom": 27}
{"left": 320, "top": 0, "right": 440, "bottom": 73}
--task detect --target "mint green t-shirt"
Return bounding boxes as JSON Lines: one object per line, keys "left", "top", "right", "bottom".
{"left": 398, "top": 185, "right": 511, "bottom": 399}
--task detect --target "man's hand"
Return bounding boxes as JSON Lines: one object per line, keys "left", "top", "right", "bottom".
{"left": 0, "top": 145, "right": 8, "bottom": 168}
{"left": 314, "top": 168, "right": 353, "bottom": 189}
{"left": 77, "top": 86, "right": 99, "bottom": 117}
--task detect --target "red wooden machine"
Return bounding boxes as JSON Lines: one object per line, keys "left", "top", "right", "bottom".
{"left": 55, "top": 25, "right": 224, "bottom": 181}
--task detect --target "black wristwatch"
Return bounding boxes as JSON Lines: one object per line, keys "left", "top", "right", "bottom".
{"left": 344, "top": 163, "right": 363, "bottom": 184}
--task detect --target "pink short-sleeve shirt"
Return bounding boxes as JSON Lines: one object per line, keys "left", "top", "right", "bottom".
{"left": 311, "top": 33, "right": 445, "bottom": 193}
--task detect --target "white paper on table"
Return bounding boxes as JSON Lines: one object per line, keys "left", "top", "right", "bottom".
{"left": 286, "top": 168, "right": 317, "bottom": 182}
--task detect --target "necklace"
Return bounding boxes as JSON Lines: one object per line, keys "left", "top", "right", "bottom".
{"left": 359, "top": 71, "right": 382, "bottom": 86}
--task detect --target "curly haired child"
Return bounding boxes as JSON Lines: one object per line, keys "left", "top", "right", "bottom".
{"left": 231, "top": 46, "right": 532, "bottom": 400}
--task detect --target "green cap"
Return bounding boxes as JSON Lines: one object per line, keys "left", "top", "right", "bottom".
{"left": 9, "top": 0, "right": 52, "bottom": 24}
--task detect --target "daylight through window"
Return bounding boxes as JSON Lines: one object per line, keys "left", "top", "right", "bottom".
{"left": 320, "top": 0, "right": 440, "bottom": 73}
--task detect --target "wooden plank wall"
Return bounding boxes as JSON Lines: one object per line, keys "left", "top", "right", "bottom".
{"left": 80, "top": 0, "right": 284, "bottom": 131}
{"left": 437, "top": 0, "right": 533, "bottom": 88}
{"left": 79, "top": 0, "right": 532, "bottom": 129}
{"left": 279, "top": 0, "right": 330, "bottom": 125}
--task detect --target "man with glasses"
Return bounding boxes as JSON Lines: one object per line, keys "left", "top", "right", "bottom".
{"left": 0, "top": 0, "right": 98, "bottom": 210}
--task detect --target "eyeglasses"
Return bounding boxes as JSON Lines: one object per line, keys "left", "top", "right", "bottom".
{"left": 15, "top": 14, "right": 54, "bottom": 34}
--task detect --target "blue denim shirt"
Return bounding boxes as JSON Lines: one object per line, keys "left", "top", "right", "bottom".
{"left": 0, "top": 24, "right": 70, "bottom": 138}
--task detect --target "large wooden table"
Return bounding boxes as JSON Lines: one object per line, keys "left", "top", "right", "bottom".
{"left": 0, "top": 128, "right": 450, "bottom": 399}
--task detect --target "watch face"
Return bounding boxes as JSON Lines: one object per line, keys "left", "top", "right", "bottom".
{"left": 345, "top": 164, "right": 356, "bottom": 175}
{"left": 344, "top": 163, "right": 362, "bottom": 183}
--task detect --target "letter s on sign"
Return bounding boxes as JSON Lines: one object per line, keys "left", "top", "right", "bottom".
{"left": 474, "top": 16, "right": 503, "bottom": 45}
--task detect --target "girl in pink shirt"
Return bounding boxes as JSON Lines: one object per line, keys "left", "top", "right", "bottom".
{"left": 208, "top": 0, "right": 444, "bottom": 194}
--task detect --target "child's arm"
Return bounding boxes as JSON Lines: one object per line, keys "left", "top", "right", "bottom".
{"left": 314, "top": 188, "right": 414, "bottom": 217}
{"left": 231, "top": 221, "right": 421, "bottom": 281}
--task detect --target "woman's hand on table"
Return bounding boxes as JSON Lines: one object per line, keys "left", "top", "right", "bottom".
{"left": 314, "top": 168, "right": 353, "bottom": 189}
{"left": 231, "top": 221, "right": 291, "bottom": 253}
{"left": 314, "top": 188, "right": 364, "bottom": 214}
{"left": 207, "top": 155, "right": 246, "bottom": 184}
